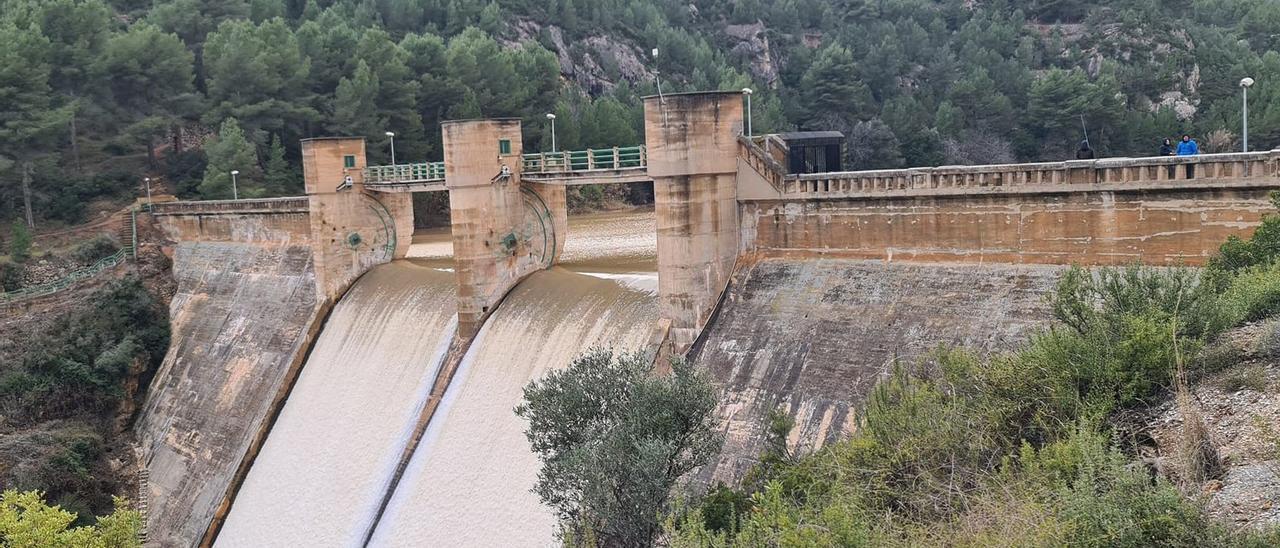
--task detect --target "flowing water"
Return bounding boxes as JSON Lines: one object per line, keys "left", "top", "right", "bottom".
{"left": 367, "top": 268, "right": 658, "bottom": 547}
{"left": 369, "top": 208, "right": 658, "bottom": 546}
{"left": 218, "top": 208, "right": 656, "bottom": 546}
{"left": 215, "top": 261, "right": 457, "bottom": 547}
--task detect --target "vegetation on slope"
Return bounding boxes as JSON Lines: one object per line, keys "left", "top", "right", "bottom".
{"left": 0, "top": 277, "right": 169, "bottom": 529}
{"left": 661, "top": 192, "right": 1280, "bottom": 546}
{"left": 0, "top": 489, "right": 141, "bottom": 547}
{"left": 3, "top": 0, "right": 1280, "bottom": 229}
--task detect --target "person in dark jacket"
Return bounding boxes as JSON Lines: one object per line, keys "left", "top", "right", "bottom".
{"left": 1160, "top": 138, "right": 1176, "bottom": 179}
{"left": 1075, "top": 140, "right": 1095, "bottom": 160}
{"left": 1177, "top": 134, "right": 1199, "bottom": 178}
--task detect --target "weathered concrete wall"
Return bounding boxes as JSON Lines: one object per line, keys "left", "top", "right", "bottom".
{"left": 645, "top": 91, "right": 744, "bottom": 352}
{"left": 741, "top": 187, "right": 1278, "bottom": 265}
{"left": 138, "top": 212, "right": 320, "bottom": 547}
{"left": 302, "top": 137, "right": 415, "bottom": 301}
{"left": 690, "top": 258, "right": 1062, "bottom": 484}
{"left": 444, "top": 119, "right": 560, "bottom": 337}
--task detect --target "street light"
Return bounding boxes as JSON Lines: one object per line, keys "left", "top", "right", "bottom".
{"left": 1241, "top": 77, "right": 1255, "bottom": 152}
{"left": 546, "top": 113, "right": 557, "bottom": 152}
{"left": 385, "top": 131, "right": 397, "bottom": 165}
{"left": 144, "top": 176, "right": 152, "bottom": 205}
{"left": 742, "top": 88, "right": 753, "bottom": 137}
{"left": 230, "top": 170, "right": 239, "bottom": 200}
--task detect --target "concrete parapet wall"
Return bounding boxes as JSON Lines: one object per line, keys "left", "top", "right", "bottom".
{"left": 777, "top": 150, "right": 1280, "bottom": 200}
{"left": 153, "top": 207, "right": 313, "bottom": 247}
{"left": 742, "top": 185, "right": 1279, "bottom": 266}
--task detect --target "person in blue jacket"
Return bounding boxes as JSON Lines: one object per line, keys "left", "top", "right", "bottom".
{"left": 1177, "top": 134, "right": 1199, "bottom": 178}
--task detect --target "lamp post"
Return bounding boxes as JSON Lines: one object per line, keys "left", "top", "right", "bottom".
{"left": 742, "top": 88, "right": 753, "bottom": 137}
{"left": 546, "top": 113, "right": 557, "bottom": 152}
{"left": 385, "top": 131, "right": 396, "bottom": 165}
{"left": 144, "top": 176, "right": 152, "bottom": 205}
{"left": 1241, "top": 77, "right": 1254, "bottom": 152}
{"left": 230, "top": 170, "right": 239, "bottom": 200}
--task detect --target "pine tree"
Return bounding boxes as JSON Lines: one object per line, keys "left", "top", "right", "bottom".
{"left": 263, "top": 134, "right": 296, "bottom": 196}
{"left": 8, "top": 219, "right": 32, "bottom": 263}
{"left": 0, "top": 21, "right": 70, "bottom": 228}
{"left": 199, "top": 118, "right": 262, "bottom": 199}
{"left": 331, "top": 61, "right": 386, "bottom": 145}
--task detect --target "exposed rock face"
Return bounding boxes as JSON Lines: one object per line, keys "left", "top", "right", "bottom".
{"left": 725, "top": 22, "right": 778, "bottom": 86}
{"left": 690, "top": 258, "right": 1063, "bottom": 484}
{"left": 135, "top": 240, "right": 318, "bottom": 547}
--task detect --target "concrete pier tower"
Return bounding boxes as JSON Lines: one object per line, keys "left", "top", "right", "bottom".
{"left": 301, "top": 137, "right": 414, "bottom": 302}
{"left": 644, "top": 91, "right": 745, "bottom": 352}
{"left": 443, "top": 119, "right": 566, "bottom": 337}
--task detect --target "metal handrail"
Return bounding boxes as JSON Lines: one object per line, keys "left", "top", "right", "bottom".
{"left": 364, "top": 161, "right": 446, "bottom": 184}
{"left": 522, "top": 145, "right": 647, "bottom": 174}
{"left": 1, "top": 247, "right": 130, "bottom": 305}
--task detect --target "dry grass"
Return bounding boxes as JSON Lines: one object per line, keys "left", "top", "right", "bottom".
{"left": 1174, "top": 327, "right": 1222, "bottom": 488}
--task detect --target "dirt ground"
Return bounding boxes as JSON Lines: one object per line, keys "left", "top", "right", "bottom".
{"left": 1133, "top": 319, "right": 1280, "bottom": 531}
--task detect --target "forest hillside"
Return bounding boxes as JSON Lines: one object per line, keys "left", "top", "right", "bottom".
{"left": 0, "top": 0, "right": 1278, "bottom": 229}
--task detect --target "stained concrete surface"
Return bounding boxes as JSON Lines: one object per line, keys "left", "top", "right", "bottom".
{"left": 690, "top": 258, "right": 1064, "bottom": 484}
{"left": 135, "top": 242, "right": 318, "bottom": 547}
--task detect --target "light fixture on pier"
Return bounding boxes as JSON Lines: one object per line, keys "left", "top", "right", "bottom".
{"left": 1241, "top": 77, "right": 1254, "bottom": 152}
{"left": 742, "top": 88, "right": 754, "bottom": 137}
{"left": 230, "top": 170, "right": 239, "bottom": 200}
{"left": 385, "top": 131, "right": 397, "bottom": 165}
{"left": 546, "top": 113, "right": 557, "bottom": 152}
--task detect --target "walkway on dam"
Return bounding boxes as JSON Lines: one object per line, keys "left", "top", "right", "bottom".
{"left": 362, "top": 145, "right": 650, "bottom": 191}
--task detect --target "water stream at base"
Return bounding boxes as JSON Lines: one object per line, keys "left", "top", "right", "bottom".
{"left": 367, "top": 267, "right": 657, "bottom": 547}
{"left": 214, "top": 261, "right": 457, "bottom": 547}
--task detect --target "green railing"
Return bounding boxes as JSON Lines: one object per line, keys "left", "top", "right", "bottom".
{"left": 0, "top": 205, "right": 145, "bottom": 306}
{"left": 522, "top": 145, "right": 646, "bottom": 174}
{"left": 0, "top": 247, "right": 131, "bottom": 305}
{"left": 364, "top": 161, "right": 446, "bottom": 185}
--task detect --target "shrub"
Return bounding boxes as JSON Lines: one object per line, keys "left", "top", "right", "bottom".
{"left": 1216, "top": 261, "right": 1280, "bottom": 327}
{"left": 70, "top": 236, "right": 121, "bottom": 266}
{"left": 1206, "top": 190, "right": 1280, "bottom": 285}
{"left": 0, "top": 259, "right": 23, "bottom": 291}
{"left": 1219, "top": 365, "right": 1268, "bottom": 392}
{"left": 9, "top": 219, "right": 32, "bottom": 263}
{"left": 6, "top": 277, "right": 169, "bottom": 422}
{"left": 0, "top": 489, "right": 141, "bottom": 547}
{"left": 517, "top": 349, "right": 722, "bottom": 547}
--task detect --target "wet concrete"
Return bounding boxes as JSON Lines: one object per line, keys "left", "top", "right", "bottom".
{"left": 214, "top": 262, "right": 457, "bottom": 547}
{"left": 368, "top": 267, "right": 658, "bottom": 547}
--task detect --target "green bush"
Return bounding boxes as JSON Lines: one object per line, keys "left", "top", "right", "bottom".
{"left": 1206, "top": 191, "right": 1280, "bottom": 287}
{"left": 1216, "top": 261, "right": 1280, "bottom": 327}
{"left": 669, "top": 262, "right": 1280, "bottom": 547}
{"left": 0, "top": 259, "right": 23, "bottom": 291}
{"left": 9, "top": 219, "right": 32, "bottom": 263}
{"left": 6, "top": 277, "right": 169, "bottom": 422}
{"left": 70, "top": 236, "right": 121, "bottom": 266}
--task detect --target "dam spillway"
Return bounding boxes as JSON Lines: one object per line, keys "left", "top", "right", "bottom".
{"left": 368, "top": 260, "right": 658, "bottom": 545}
{"left": 215, "top": 261, "right": 458, "bottom": 546}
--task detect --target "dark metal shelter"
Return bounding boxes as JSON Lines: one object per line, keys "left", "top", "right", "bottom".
{"left": 778, "top": 131, "right": 844, "bottom": 174}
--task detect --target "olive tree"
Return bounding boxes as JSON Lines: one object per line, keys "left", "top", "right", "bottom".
{"left": 516, "top": 349, "right": 722, "bottom": 547}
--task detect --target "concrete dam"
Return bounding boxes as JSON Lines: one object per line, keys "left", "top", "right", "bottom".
{"left": 135, "top": 91, "right": 1280, "bottom": 546}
